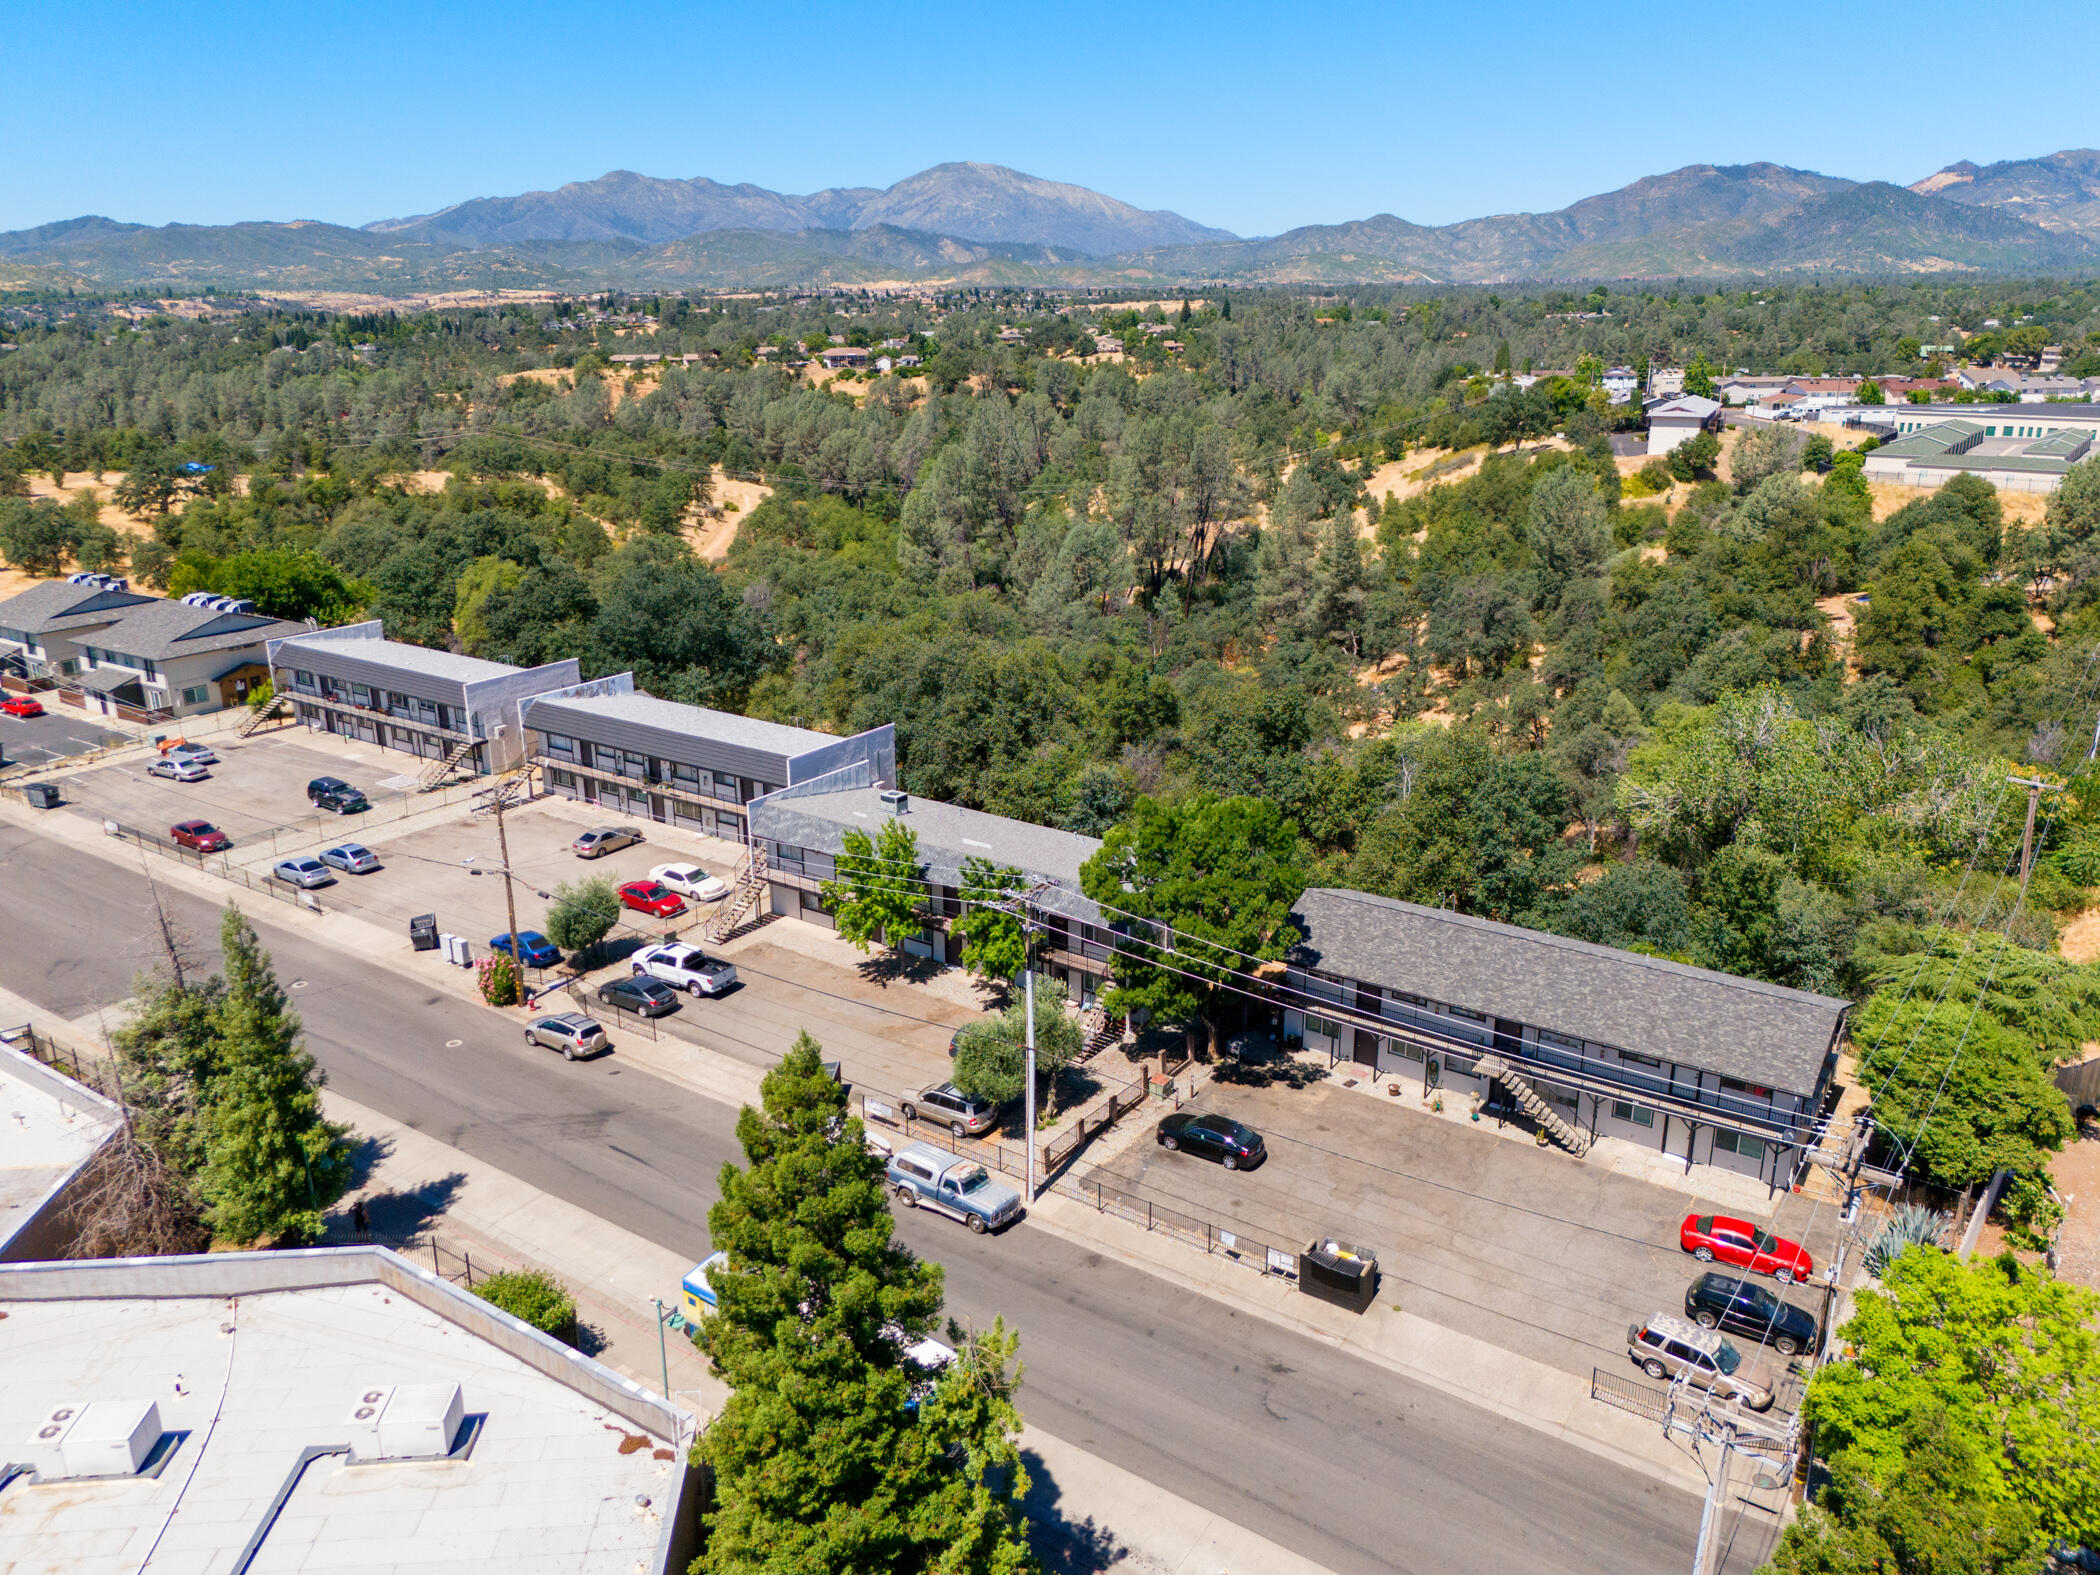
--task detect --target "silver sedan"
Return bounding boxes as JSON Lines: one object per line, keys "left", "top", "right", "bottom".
{"left": 319, "top": 843, "right": 380, "bottom": 874}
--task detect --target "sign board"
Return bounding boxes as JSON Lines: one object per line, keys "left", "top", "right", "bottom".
{"left": 864, "top": 1099, "right": 897, "bottom": 1126}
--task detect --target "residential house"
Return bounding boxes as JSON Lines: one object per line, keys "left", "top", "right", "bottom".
{"left": 521, "top": 676, "right": 893, "bottom": 846}
{"left": 818, "top": 346, "right": 868, "bottom": 369}
{"left": 1645, "top": 394, "right": 1722, "bottom": 455}
{"left": 1282, "top": 889, "right": 1848, "bottom": 1187}
{"left": 1716, "top": 374, "right": 1794, "bottom": 409}
{"left": 1646, "top": 366, "right": 1686, "bottom": 398}
{"left": 1777, "top": 378, "right": 1862, "bottom": 418}
{"left": 997, "top": 327, "right": 1027, "bottom": 343}
{"left": 1602, "top": 366, "right": 1638, "bottom": 404}
{"left": 0, "top": 573, "right": 156, "bottom": 682}
{"left": 267, "top": 622, "right": 580, "bottom": 777}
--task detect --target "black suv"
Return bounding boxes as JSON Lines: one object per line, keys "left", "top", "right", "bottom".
{"left": 1684, "top": 1271, "right": 1819, "bottom": 1357}
{"left": 307, "top": 776, "right": 369, "bottom": 814}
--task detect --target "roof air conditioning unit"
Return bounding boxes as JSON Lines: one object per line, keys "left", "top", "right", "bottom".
{"left": 68, "top": 572, "right": 96, "bottom": 585}
{"left": 223, "top": 599, "right": 254, "bottom": 614}
{"left": 879, "top": 788, "right": 908, "bottom": 813}
{"left": 24, "top": 1399, "right": 163, "bottom": 1479}
{"left": 344, "top": 1382, "right": 464, "bottom": 1463}
{"left": 107, "top": 578, "right": 127, "bottom": 592}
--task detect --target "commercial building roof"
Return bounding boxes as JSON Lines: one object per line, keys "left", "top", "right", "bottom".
{"left": 0, "top": 1042, "right": 120, "bottom": 1258}
{"left": 0, "top": 1249, "right": 695, "bottom": 1575}
{"left": 527, "top": 688, "right": 839, "bottom": 761}
{"left": 1288, "top": 888, "right": 1847, "bottom": 1095}
{"left": 274, "top": 630, "right": 525, "bottom": 686}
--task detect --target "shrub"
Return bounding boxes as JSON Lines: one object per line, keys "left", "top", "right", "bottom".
{"left": 472, "top": 1268, "right": 576, "bottom": 1342}
{"left": 477, "top": 949, "right": 519, "bottom": 1007}
{"left": 1861, "top": 1203, "right": 1949, "bottom": 1280}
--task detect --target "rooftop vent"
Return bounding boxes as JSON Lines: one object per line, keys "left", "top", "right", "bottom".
{"left": 343, "top": 1382, "right": 464, "bottom": 1463}
{"left": 181, "top": 591, "right": 217, "bottom": 608}
{"left": 221, "top": 598, "right": 255, "bottom": 614}
{"left": 24, "top": 1399, "right": 163, "bottom": 1480}
{"left": 878, "top": 788, "right": 909, "bottom": 814}
{"left": 67, "top": 572, "right": 99, "bottom": 585}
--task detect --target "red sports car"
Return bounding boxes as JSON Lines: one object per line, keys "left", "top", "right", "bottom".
{"left": 1, "top": 696, "right": 45, "bottom": 718}
{"left": 618, "top": 879, "right": 688, "bottom": 919}
{"left": 170, "top": 819, "right": 231, "bottom": 853}
{"left": 1681, "top": 1213, "right": 1813, "bottom": 1283}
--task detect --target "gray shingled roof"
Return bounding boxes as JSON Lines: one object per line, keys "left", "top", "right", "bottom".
{"left": 0, "top": 578, "right": 156, "bottom": 633}
{"left": 529, "top": 689, "right": 838, "bottom": 758}
{"left": 86, "top": 600, "right": 305, "bottom": 661}
{"left": 274, "top": 632, "right": 521, "bottom": 684}
{"left": 1289, "top": 888, "right": 1846, "bottom": 1095}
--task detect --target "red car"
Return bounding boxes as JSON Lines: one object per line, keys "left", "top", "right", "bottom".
{"left": 1681, "top": 1213, "right": 1813, "bottom": 1283}
{"left": 618, "top": 879, "right": 687, "bottom": 919}
{"left": 169, "top": 819, "right": 231, "bottom": 853}
{"left": 1, "top": 696, "right": 45, "bottom": 719}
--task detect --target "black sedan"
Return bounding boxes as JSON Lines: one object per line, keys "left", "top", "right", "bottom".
{"left": 1684, "top": 1271, "right": 1820, "bottom": 1357}
{"left": 1156, "top": 1112, "right": 1266, "bottom": 1170}
{"left": 595, "top": 976, "right": 682, "bottom": 1018}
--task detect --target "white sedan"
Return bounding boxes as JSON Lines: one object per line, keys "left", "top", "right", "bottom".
{"left": 148, "top": 757, "right": 209, "bottom": 782}
{"left": 651, "top": 862, "right": 730, "bottom": 903}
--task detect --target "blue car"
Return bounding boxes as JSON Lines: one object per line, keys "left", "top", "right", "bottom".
{"left": 489, "top": 930, "right": 561, "bottom": 969}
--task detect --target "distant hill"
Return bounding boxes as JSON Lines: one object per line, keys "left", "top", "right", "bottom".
{"left": 1911, "top": 148, "right": 2100, "bottom": 238}
{"left": 368, "top": 161, "right": 1234, "bottom": 257}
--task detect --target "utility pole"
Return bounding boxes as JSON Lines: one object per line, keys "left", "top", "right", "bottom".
{"left": 2008, "top": 773, "right": 2062, "bottom": 888}
{"left": 474, "top": 775, "right": 527, "bottom": 1001}
{"left": 1024, "top": 950, "right": 1037, "bottom": 1203}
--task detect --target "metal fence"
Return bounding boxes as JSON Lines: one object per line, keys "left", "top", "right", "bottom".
{"left": 1052, "top": 1172, "right": 1301, "bottom": 1281}
{"left": 1, "top": 1021, "right": 122, "bottom": 1102}
{"left": 1041, "top": 1076, "right": 1152, "bottom": 1171}
{"left": 102, "top": 820, "right": 320, "bottom": 911}
{"left": 1591, "top": 1365, "right": 1672, "bottom": 1425}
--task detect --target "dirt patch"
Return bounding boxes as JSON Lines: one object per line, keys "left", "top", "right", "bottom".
{"left": 27, "top": 472, "right": 140, "bottom": 532}
{"left": 494, "top": 368, "right": 570, "bottom": 392}
{"left": 687, "top": 467, "right": 776, "bottom": 562}
{"left": 1816, "top": 592, "right": 1866, "bottom": 680}
{"left": 2059, "top": 909, "right": 2100, "bottom": 964}
{"left": 2046, "top": 1124, "right": 2100, "bottom": 1291}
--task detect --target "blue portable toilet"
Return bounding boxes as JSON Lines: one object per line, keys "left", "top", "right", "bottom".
{"left": 682, "top": 1251, "right": 728, "bottom": 1321}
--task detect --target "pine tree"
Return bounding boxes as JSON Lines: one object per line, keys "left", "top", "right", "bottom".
{"left": 1308, "top": 512, "right": 1370, "bottom": 655}
{"left": 113, "top": 966, "right": 227, "bottom": 1176}
{"left": 694, "top": 1033, "right": 1036, "bottom": 1574}
{"left": 198, "top": 908, "right": 352, "bottom": 1244}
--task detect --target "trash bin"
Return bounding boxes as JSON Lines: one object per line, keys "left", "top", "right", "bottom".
{"left": 1299, "top": 1238, "right": 1380, "bottom": 1313}
{"left": 24, "top": 783, "right": 60, "bottom": 810}
{"left": 409, "top": 913, "right": 439, "bottom": 952}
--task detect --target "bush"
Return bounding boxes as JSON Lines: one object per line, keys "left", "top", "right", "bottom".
{"left": 472, "top": 1268, "right": 576, "bottom": 1342}
{"left": 477, "top": 949, "right": 519, "bottom": 1006}
{"left": 1621, "top": 460, "right": 1674, "bottom": 499}
{"left": 546, "top": 876, "right": 619, "bottom": 961}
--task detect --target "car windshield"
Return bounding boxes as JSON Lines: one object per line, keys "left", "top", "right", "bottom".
{"left": 955, "top": 1167, "right": 990, "bottom": 1194}
{"left": 1713, "top": 1341, "right": 1743, "bottom": 1375}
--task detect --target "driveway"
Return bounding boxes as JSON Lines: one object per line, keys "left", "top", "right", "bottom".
{"left": 1085, "top": 1070, "right": 1838, "bottom": 1385}
{"left": 0, "top": 703, "right": 128, "bottom": 769}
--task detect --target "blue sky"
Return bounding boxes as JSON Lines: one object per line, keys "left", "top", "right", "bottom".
{"left": 7, "top": 0, "right": 2098, "bottom": 237}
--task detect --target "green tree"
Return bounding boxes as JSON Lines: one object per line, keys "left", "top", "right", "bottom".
{"left": 197, "top": 908, "right": 352, "bottom": 1243}
{"left": 1523, "top": 464, "right": 1608, "bottom": 605}
{"left": 167, "top": 548, "right": 375, "bottom": 625}
{"left": 0, "top": 496, "right": 74, "bottom": 575}
{"left": 473, "top": 1269, "right": 577, "bottom": 1343}
{"left": 1667, "top": 429, "right": 1721, "bottom": 482}
{"left": 1800, "top": 1250, "right": 2100, "bottom": 1553}
{"left": 951, "top": 858, "right": 1029, "bottom": 983}
{"left": 1079, "top": 793, "right": 1305, "bottom": 1056}
{"left": 951, "top": 992, "right": 1084, "bottom": 1114}
{"left": 821, "top": 818, "right": 928, "bottom": 953}
{"left": 1857, "top": 378, "right": 1885, "bottom": 405}
{"left": 695, "top": 1033, "right": 1035, "bottom": 1573}
{"left": 112, "top": 456, "right": 191, "bottom": 518}
{"left": 112, "top": 961, "right": 229, "bottom": 1178}
{"left": 546, "top": 875, "right": 621, "bottom": 960}
{"left": 1683, "top": 355, "right": 1718, "bottom": 399}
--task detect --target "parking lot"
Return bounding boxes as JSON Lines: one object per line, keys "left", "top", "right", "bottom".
{"left": 1084, "top": 1070, "right": 1838, "bottom": 1387}
{"left": 0, "top": 702, "right": 129, "bottom": 769}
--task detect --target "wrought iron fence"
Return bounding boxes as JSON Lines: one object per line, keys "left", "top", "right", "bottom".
{"left": 101, "top": 820, "right": 318, "bottom": 910}
{"left": 1052, "top": 1172, "right": 1301, "bottom": 1281}
{"left": 1, "top": 1021, "right": 121, "bottom": 1101}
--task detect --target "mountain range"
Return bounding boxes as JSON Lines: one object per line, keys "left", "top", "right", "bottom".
{"left": 5, "top": 153, "right": 2099, "bottom": 295}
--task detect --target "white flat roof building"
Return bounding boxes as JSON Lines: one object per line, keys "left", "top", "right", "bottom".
{"left": 0, "top": 1038, "right": 120, "bottom": 1262}
{"left": 0, "top": 1248, "right": 698, "bottom": 1574}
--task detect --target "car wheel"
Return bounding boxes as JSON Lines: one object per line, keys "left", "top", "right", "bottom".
{"left": 895, "top": 1185, "right": 917, "bottom": 1209}
{"left": 1161, "top": 1134, "right": 1179, "bottom": 1151}
{"left": 523, "top": 1030, "right": 535, "bottom": 1045}
{"left": 950, "top": 1120, "right": 966, "bottom": 1140}
{"left": 968, "top": 1214, "right": 988, "bottom": 1235}
{"left": 1222, "top": 1153, "right": 1240, "bottom": 1171}
{"left": 689, "top": 983, "right": 705, "bottom": 999}
{"left": 1774, "top": 1335, "right": 1801, "bottom": 1356}
{"left": 1772, "top": 1263, "right": 1795, "bottom": 1282}
{"left": 1642, "top": 1358, "right": 1668, "bottom": 1380}
{"left": 1693, "top": 1246, "right": 1715, "bottom": 1262}
{"left": 900, "top": 1103, "right": 918, "bottom": 1122}
{"left": 561, "top": 1043, "right": 577, "bottom": 1061}
{"left": 1693, "top": 1309, "right": 1719, "bottom": 1329}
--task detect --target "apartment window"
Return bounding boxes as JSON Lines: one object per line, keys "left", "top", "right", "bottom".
{"left": 1538, "top": 1030, "right": 1583, "bottom": 1053}
{"left": 1719, "top": 1077, "right": 1772, "bottom": 1097}
{"left": 1619, "top": 1049, "right": 1662, "bottom": 1068}
{"left": 1610, "top": 1100, "right": 1656, "bottom": 1128}
{"left": 671, "top": 761, "right": 701, "bottom": 786}
{"left": 351, "top": 683, "right": 372, "bottom": 706}
{"left": 799, "top": 888, "right": 832, "bottom": 914}
{"left": 293, "top": 668, "right": 316, "bottom": 692}
{"left": 542, "top": 733, "right": 575, "bottom": 759}
{"left": 1305, "top": 1015, "right": 1339, "bottom": 1041}
{"left": 1712, "top": 1129, "right": 1765, "bottom": 1161}
{"left": 180, "top": 684, "right": 210, "bottom": 706}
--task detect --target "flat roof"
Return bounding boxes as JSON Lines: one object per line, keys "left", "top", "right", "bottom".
{"left": 0, "top": 1251, "right": 691, "bottom": 1575}
{"left": 528, "top": 688, "right": 838, "bottom": 759}
{"left": 0, "top": 1045, "right": 119, "bottom": 1254}
{"left": 274, "top": 631, "right": 524, "bottom": 685}
{"left": 1289, "top": 888, "right": 1848, "bottom": 1095}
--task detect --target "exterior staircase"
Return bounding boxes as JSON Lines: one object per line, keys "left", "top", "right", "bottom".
{"left": 1077, "top": 1006, "right": 1120, "bottom": 1063}
{"left": 1473, "top": 1054, "right": 1592, "bottom": 1157}
{"left": 418, "top": 736, "right": 478, "bottom": 791}
{"left": 238, "top": 693, "right": 292, "bottom": 737}
{"left": 704, "top": 843, "right": 769, "bottom": 940}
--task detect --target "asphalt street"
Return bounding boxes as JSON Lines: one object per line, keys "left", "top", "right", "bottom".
{"left": 0, "top": 827, "right": 1700, "bottom": 1575}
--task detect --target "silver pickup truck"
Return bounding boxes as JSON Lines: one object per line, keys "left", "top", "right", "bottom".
{"left": 885, "top": 1141, "right": 1023, "bottom": 1234}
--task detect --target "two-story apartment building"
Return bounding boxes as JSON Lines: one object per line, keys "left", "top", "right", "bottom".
{"left": 519, "top": 676, "right": 894, "bottom": 845}
{"left": 748, "top": 763, "right": 1116, "bottom": 1006}
{"left": 266, "top": 622, "right": 578, "bottom": 776}
{"left": 1282, "top": 889, "right": 1848, "bottom": 1188}
{"left": 0, "top": 574, "right": 156, "bottom": 682}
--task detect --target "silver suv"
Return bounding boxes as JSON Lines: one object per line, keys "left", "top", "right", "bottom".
{"left": 525, "top": 1013, "right": 609, "bottom": 1061}
{"left": 1627, "top": 1313, "right": 1776, "bottom": 1411}
{"left": 900, "top": 1081, "right": 998, "bottom": 1138}
{"left": 886, "top": 1142, "right": 1022, "bottom": 1234}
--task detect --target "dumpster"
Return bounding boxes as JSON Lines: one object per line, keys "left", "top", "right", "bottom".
{"left": 24, "top": 783, "right": 60, "bottom": 810}
{"left": 1299, "top": 1238, "right": 1380, "bottom": 1313}
{"left": 409, "top": 913, "right": 439, "bottom": 952}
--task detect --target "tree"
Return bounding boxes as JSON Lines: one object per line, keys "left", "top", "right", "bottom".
{"left": 112, "top": 456, "right": 191, "bottom": 518}
{"left": 821, "top": 818, "right": 928, "bottom": 954}
{"left": 197, "top": 908, "right": 352, "bottom": 1244}
{"left": 167, "top": 548, "right": 374, "bottom": 624}
{"left": 950, "top": 858, "right": 1029, "bottom": 983}
{"left": 1079, "top": 793, "right": 1306, "bottom": 1056}
{"left": 951, "top": 993, "right": 1084, "bottom": 1113}
{"left": 1800, "top": 1249, "right": 2100, "bottom": 1554}
{"left": 1523, "top": 464, "right": 1608, "bottom": 605}
{"left": 695, "top": 1033, "right": 1035, "bottom": 1573}
{"left": 546, "top": 875, "right": 620, "bottom": 960}
{"left": 1857, "top": 378, "right": 1885, "bottom": 405}
{"left": 473, "top": 1269, "right": 577, "bottom": 1343}
{"left": 0, "top": 496, "right": 74, "bottom": 575}
{"left": 1730, "top": 423, "right": 1806, "bottom": 495}
{"left": 1683, "top": 355, "right": 1718, "bottom": 400}
{"left": 1666, "top": 429, "right": 1721, "bottom": 482}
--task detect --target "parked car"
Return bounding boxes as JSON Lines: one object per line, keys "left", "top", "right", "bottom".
{"left": 1626, "top": 1314, "right": 1776, "bottom": 1411}
{"left": 307, "top": 776, "right": 369, "bottom": 814}
{"left": 618, "top": 879, "right": 688, "bottom": 918}
{"left": 490, "top": 930, "right": 561, "bottom": 969}
{"left": 1680, "top": 1214, "right": 1814, "bottom": 1284}
{"left": 148, "top": 757, "right": 209, "bottom": 782}
{"left": 885, "top": 1141, "right": 1023, "bottom": 1234}
{"left": 595, "top": 976, "right": 681, "bottom": 1017}
{"left": 318, "top": 843, "right": 380, "bottom": 874}
{"left": 573, "top": 825, "right": 642, "bottom": 859}
{"left": 169, "top": 819, "right": 230, "bottom": 852}
{"left": 899, "top": 1081, "right": 999, "bottom": 1139}
{"left": 272, "top": 856, "right": 335, "bottom": 889}
{"left": 1, "top": 696, "right": 46, "bottom": 718}
{"left": 1684, "top": 1272, "right": 1819, "bottom": 1357}
{"left": 1156, "top": 1111, "right": 1267, "bottom": 1171}
{"left": 633, "top": 942, "right": 737, "bottom": 997}
{"left": 165, "top": 742, "right": 217, "bottom": 766}
{"left": 651, "top": 862, "right": 729, "bottom": 903}
{"left": 524, "top": 1013, "right": 609, "bottom": 1061}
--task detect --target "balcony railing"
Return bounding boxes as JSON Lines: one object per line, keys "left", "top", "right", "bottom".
{"left": 297, "top": 689, "right": 470, "bottom": 738}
